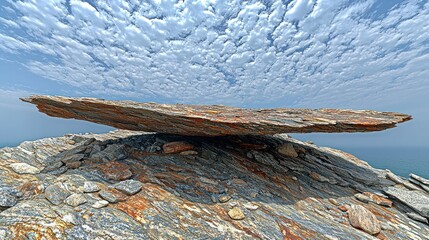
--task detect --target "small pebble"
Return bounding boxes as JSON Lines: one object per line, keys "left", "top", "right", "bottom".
{"left": 228, "top": 207, "right": 245, "bottom": 220}
{"left": 64, "top": 194, "right": 87, "bottom": 207}
{"left": 219, "top": 195, "right": 232, "bottom": 203}
{"left": 243, "top": 202, "right": 259, "bottom": 210}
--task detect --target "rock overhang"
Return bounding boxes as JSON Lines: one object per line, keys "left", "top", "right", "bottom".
{"left": 21, "top": 95, "right": 412, "bottom": 136}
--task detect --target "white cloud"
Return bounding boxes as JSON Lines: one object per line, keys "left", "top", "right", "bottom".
{"left": 0, "top": 0, "right": 428, "bottom": 107}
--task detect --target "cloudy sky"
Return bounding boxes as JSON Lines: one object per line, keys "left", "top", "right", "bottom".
{"left": 0, "top": 0, "right": 428, "bottom": 148}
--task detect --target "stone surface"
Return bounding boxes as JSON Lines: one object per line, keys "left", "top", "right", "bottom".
{"left": 44, "top": 183, "right": 71, "bottom": 205}
{"left": 0, "top": 130, "right": 428, "bottom": 239}
{"left": 410, "top": 173, "right": 429, "bottom": 185}
{"left": 22, "top": 95, "right": 411, "bottom": 136}
{"left": 347, "top": 204, "right": 381, "bottom": 235}
{"left": 406, "top": 212, "right": 428, "bottom": 224}
{"left": 97, "top": 161, "right": 133, "bottom": 181}
{"left": 113, "top": 180, "right": 143, "bottom": 195}
{"left": 9, "top": 163, "right": 41, "bottom": 174}
{"left": 384, "top": 186, "right": 429, "bottom": 218}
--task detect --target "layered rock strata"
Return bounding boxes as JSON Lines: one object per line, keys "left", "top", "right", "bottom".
{"left": 0, "top": 130, "right": 428, "bottom": 239}
{"left": 21, "top": 95, "right": 411, "bottom": 136}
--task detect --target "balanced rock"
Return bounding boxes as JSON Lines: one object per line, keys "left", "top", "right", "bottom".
{"left": 22, "top": 95, "right": 411, "bottom": 136}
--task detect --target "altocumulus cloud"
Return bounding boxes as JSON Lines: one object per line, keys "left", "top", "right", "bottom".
{"left": 0, "top": 0, "right": 428, "bottom": 107}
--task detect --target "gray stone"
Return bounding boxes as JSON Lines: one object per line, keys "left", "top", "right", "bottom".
{"left": 44, "top": 182, "right": 71, "bottom": 205}
{"left": 64, "top": 194, "right": 87, "bottom": 207}
{"left": 9, "top": 162, "right": 41, "bottom": 174}
{"left": 146, "top": 145, "right": 161, "bottom": 153}
{"left": 384, "top": 186, "right": 429, "bottom": 218}
{"left": 92, "top": 200, "right": 109, "bottom": 209}
{"left": 61, "top": 153, "right": 85, "bottom": 163}
{"left": 83, "top": 181, "right": 101, "bottom": 193}
{"left": 277, "top": 143, "right": 298, "bottom": 158}
{"left": 409, "top": 178, "right": 429, "bottom": 192}
{"left": 99, "top": 190, "right": 119, "bottom": 203}
{"left": 406, "top": 212, "right": 428, "bottom": 224}
{"left": 386, "top": 171, "right": 404, "bottom": 184}
{"left": 403, "top": 181, "right": 421, "bottom": 191}
{"left": 354, "top": 193, "right": 371, "bottom": 203}
{"left": 410, "top": 173, "right": 429, "bottom": 185}
{"left": 91, "top": 144, "right": 125, "bottom": 161}
{"left": 0, "top": 193, "right": 17, "bottom": 208}
{"left": 113, "top": 180, "right": 143, "bottom": 195}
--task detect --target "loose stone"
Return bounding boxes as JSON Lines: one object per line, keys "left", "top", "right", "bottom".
{"left": 92, "top": 200, "right": 109, "bottom": 209}
{"left": 10, "top": 163, "right": 41, "bottom": 174}
{"left": 44, "top": 183, "right": 71, "bottom": 205}
{"left": 64, "top": 194, "right": 87, "bottom": 207}
{"left": 163, "top": 141, "right": 194, "bottom": 154}
{"left": 0, "top": 193, "right": 17, "bottom": 208}
{"left": 243, "top": 202, "right": 259, "bottom": 210}
{"left": 354, "top": 193, "right": 371, "bottom": 203}
{"left": 218, "top": 195, "right": 232, "bottom": 203}
{"left": 99, "top": 188, "right": 127, "bottom": 203}
{"left": 113, "top": 180, "right": 143, "bottom": 195}
{"left": 228, "top": 207, "right": 245, "bottom": 220}
{"left": 83, "top": 181, "right": 101, "bottom": 193}
{"left": 348, "top": 204, "right": 381, "bottom": 235}
{"left": 277, "top": 143, "right": 298, "bottom": 158}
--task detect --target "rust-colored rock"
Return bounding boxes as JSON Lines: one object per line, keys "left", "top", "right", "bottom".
{"left": 96, "top": 161, "right": 132, "bottom": 181}
{"left": 162, "top": 141, "right": 194, "bottom": 154}
{"left": 21, "top": 95, "right": 411, "bottom": 136}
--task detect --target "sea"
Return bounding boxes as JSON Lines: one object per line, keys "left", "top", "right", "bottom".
{"left": 340, "top": 146, "right": 429, "bottom": 179}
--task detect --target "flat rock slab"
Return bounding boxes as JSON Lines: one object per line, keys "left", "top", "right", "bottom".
{"left": 22, "top": 95, "right": 411, "bottom": 136}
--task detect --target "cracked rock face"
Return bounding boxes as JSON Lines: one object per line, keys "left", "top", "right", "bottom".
{"left": 0, "top": 130, "right": 428, "bottom": 239}
{"left": 22, "top": 95, "right": 411, "bottom": 136}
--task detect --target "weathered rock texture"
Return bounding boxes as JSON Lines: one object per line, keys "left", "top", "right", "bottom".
{"left": 0, "top": 130, "right": 428, "bottom": 239}
{"left": 22, "top": 95, "right": 411, "bottom": 136}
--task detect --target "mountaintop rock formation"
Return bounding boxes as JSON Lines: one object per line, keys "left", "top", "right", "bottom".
{"left": 21, "top": 95, "right": 411, "bottom": 136}
{"left": 0, "top": 95, "right": 426, "bottom": 239}
{"left": 1, "top": 130, "right": 428, "bottom": 239}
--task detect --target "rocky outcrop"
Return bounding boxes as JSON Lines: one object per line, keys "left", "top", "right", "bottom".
{"left": 0, "top": 130, "right": 428, "bottom": 239}
{"left": 21, "top": 95, "right": 411, "bottom": 136}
